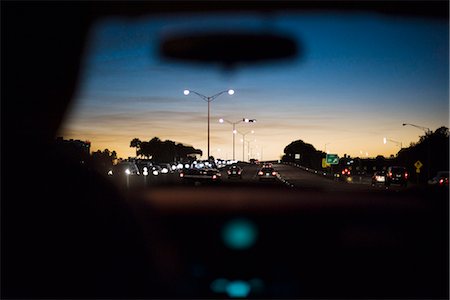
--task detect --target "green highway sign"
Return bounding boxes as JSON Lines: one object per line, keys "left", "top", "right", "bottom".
{"left": 326, "top": 154, "right": 339, "bottom": 165}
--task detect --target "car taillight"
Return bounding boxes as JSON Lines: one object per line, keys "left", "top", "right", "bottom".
{"left": 238, "top": 171, "right": 241, "bottom": 174}
{"left": 388, "top": 172, "right": 392, "bottom": 177}
{"left": 342, "top": 170, "right": 345, "bottom": 175}
{"left": 212, "top": 175, "right": 217, "bottom": 179}
{"left": 258, "top": 171, "right": 263, "bottom": 175}
{"left": 180, "top": 173, "right": 184, "bottom": 177}
{"left": 272, "top": 171, "right": 277, "bottom": 176}
{"left": 439, "top": 178, "right": 444, "bottom": 185}
{"left": 405, "top": 172, "right": 408, "bottom": 179}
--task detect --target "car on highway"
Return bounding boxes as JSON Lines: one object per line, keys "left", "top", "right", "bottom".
{"left": 371, "top": 170, "right": 386, "bottom": 186}
{"left": 262, "top": 163, "right": 273, "bottom": 168}
{"left": 227, "top": 165, "right": 243, "bottom": 179}
{"left": 258, "top": 167, "right": 277, "bottom": 181}
{"left": 180, "top": 166, "right": 222, "bottom": 182}
{"left": 150, "top": 165, "right": 170, "bottom": 176}
{"left": 158, "top": 163, "right": 172, "bottom": 174}
{"left": 385, "top": 166, "right": 408, "bottom": 187}
{"left": 108, "top": 161, "right": 140, "bottom": 177}
{"left": 249, "top": 158, "right": 259, "bottom": 164}
{"left": 428, "top": 171, "right": 449, "bottom": 187}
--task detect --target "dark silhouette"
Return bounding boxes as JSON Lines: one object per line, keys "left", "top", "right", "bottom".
{"left": 282, "top": 139, "right": 325, "bottom": 170}
{"left": 282, "top": 127, "right": 448, "bottom": 183}
{"left": 52, "top": 137, "right": 91, "bottom": 165}
{"left": 130, "top": 138, "right": 141, "bottom": 157}
{"left": 2, "top": 4, "right": 157, "bottom": 298}
{"left": 90, "top": 148, "right": 117, "bottom": 175}
{"left": 395, "top": 126, "right": 449, "bottom": 182}
{"left": 130, "top": 137, "right": 202, "bottom": 162}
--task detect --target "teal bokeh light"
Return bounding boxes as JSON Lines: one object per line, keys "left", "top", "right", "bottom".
{"left": 226, "top": 280, "right": 251, "bottom": 298}
{"left": 222, "top": 218, "right": 258, "bottom": 250}
{"left": 210, "top": 278, "right": 229, "bottom": 293}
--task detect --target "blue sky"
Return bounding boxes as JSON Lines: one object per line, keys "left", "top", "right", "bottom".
{"left": 59, "top": 11, "right": 449, "bottom": 160}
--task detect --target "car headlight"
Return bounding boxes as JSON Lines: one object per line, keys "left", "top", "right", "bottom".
{"left": 107, "top": 170, "right": 113, "bottom": 176}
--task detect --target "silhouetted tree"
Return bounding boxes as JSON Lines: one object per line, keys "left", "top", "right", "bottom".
{"left": 90, "top": 149, "right": 117, "bottom": 175}
{"left": 130, "top": 137, "right": 202, "bottom": 162}
{"left": 396, "top": 126, "right": 449, "bottom": 182}
{"left": 130, "top": 138, "right": 141, "bottom": 157}
{"left": 283, "top": 139, "right": 324, "bottom": 169}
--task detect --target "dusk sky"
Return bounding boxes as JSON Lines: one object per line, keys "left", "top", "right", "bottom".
{"left": 59, "top": 11, "right": 449, "bottom": 161}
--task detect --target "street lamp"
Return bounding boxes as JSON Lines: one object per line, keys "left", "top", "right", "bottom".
{"left": 184, "top": 89, "right": 234, "bottom": 158}
{"left": 359, "top": 150, "right": 369, "bottom": 157}
{"left": 237, "top": 130, "right": 254, "bottom": 162}
{"left": 402, "top": 123, "right": 431, "bottom": 178}
{"left": 219, "top": 118, "right": 256, "bottom": 160}
{"left": 402, "top": 123, "right": 431, "bottom": 134}
{"left": 383, "top": 137, "right": 403, "bottom": 149}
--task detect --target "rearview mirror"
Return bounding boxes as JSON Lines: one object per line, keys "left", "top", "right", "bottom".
{"left": 159, "top": 31, "right": 299, "bottom": 69}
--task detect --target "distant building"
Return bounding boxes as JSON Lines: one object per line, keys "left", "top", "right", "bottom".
{"left": 54, "top": 137, "right": 91, "bottom": 164}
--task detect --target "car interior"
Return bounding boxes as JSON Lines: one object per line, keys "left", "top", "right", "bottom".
{"left": 2, "top": 1, "right": 449, "bottom": 299}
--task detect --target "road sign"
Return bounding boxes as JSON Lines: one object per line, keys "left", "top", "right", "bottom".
{"left": 326, "top": 154, "right": 339, "bottom": 165}
{"left": 416, "top": 168, "right": 421, "bottom": 173}
{"left": 414, "top": 160, "right": 423, "bottom": 169}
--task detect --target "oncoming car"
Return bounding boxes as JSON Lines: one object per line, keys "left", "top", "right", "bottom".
{"left": 428, "top": 171, "right": 449, "bottom": 187}
{"left": 108, "top": 161, "right": 140, "bottom": 177}
{"left": 371, "top": 170, "right": 386, "bottom": 186}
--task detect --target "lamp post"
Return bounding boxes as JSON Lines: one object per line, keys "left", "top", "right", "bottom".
{"left": 402, "top": 123, "right": 431, "bottom": 178}
{"left": 184, "top": 89, "right": 234, "bottom": 159}
{"left": 219, "top": 118, "right": 256, "bottom": 161}
{"left": 238, "top": 130, "right": 254, "bottom": 162}
{"left": 402, "top": 123, "right": 431, "bottom": 135}
{"left": 324, "top": 143, "right": 331, "bottom": 154}
{"left": 245, "top": 140, "right": 251, "bottom": 161}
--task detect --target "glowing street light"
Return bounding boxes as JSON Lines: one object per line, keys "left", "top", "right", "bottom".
{"left": 125, "top": 168, "right": 131, "bottom": 189}
{"left": 383, "top": 137, "right": 402, "bottom": 149}
{"left": 359, "top": 150, "right": 369, "bottom": 157}
{"left": 219, "top": 118, "right": 256, "bottom": 160}
{"left": 184, "top": 89, "right": 234, "bottom": 159}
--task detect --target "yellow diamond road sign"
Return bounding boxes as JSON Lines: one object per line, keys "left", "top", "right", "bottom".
{"left": 414, "top": 160, "right": 423, "bottom": 169}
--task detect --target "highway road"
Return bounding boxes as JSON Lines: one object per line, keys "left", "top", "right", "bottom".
{"left": 114, "top": 162, "right": 414, "bottom": 194}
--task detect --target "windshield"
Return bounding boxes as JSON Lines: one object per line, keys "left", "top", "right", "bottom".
{"left": 4, "top": 3, "right": 449, "bottom": 299}
{"left": 60, "top": 13, "right": 448, "bottom": 162}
